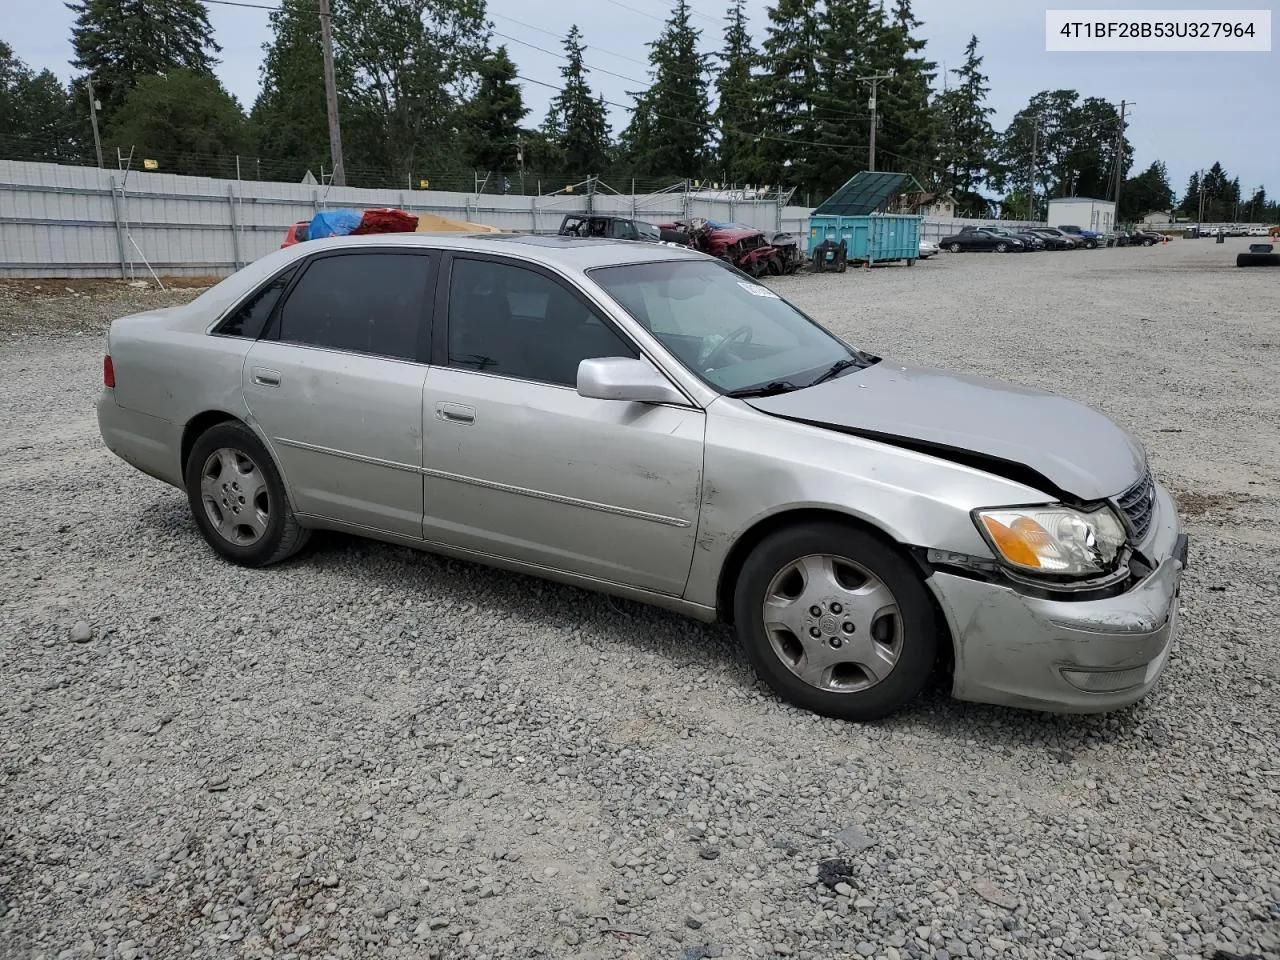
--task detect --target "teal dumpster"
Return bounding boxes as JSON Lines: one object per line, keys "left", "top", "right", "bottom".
{"left": 809, "top": 214, "right": 922, "bottom": 265}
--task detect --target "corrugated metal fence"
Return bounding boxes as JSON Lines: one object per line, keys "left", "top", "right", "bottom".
{"left": 1, "top": 159, "right": 1044, "bottom": 278}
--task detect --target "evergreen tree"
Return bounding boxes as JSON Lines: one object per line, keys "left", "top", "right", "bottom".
{"left": 545, "top": 26, "right": 612, "bottom": 176}
{"left": 714, "top": 0, "right": 760, "bottom": 184}
{"left": 249, "top": 0, "right": 335, "bottom": 178}
{"left": 934, "top": 35, "right": 996, "bottom": 209}
{"left": 460, "top": 46, "right": 528, "bottom": 176}
{"left": 67, "top": 0, "right": 220, "bottom": 118}
{"left": 1178, "top": 170, "right": 1202, "bottom": 218}
{"left": 1119, "top": 159, "right": 1174, "bottom": 220}
{"left": 811, "top": 0, "right": 880, "bottom": 195}
{"left": 620, "top": 0, "right": 711, "bottom": 178}
{"left": 1, "top": 40, "right": 86, "bottom": 162}
{"left": 104, "top": 69, "right": 248, "bottom": 176}
{"left": 868, "top": 0, "right": 937, "bottom": 176}
{"left": 757, "top": 0, "right": 823, "bottom": 186}
{"left": 1246, "top": 185, "right": 1267, "bottom": 221}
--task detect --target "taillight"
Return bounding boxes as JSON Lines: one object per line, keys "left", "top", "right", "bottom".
{"left": 103, "top": 355, "right": 115, "bottom": 388}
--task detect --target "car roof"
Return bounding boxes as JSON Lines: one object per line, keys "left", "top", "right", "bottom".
{"left": 286, "top": 231, "right": 705, "bottom": 270}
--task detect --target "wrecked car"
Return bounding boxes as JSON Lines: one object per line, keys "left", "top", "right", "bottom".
{"left": 97, "top": 234, "right": 1187, "bottom": 722}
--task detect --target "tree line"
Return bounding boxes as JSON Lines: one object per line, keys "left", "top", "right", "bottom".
{"left": 1, "top": 0, "right": 1276, "bottom": 222}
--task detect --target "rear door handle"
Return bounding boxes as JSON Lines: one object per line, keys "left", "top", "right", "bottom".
{"left": 252, "top": 366, "right": 281, "bottom": 387}
{"left": 435, "top": 401, "right": 475, "bottom": 425}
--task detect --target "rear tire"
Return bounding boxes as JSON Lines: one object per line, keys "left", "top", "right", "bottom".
{"left": 733, "top": 522, "right": 938, "bottom": 722}
{"left": 184, "top": 421, "right": 311, "bottom": 567}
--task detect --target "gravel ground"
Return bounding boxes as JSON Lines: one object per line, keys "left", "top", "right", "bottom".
{"left": 1, "top": 239, "right": 1277, "bottom": 960}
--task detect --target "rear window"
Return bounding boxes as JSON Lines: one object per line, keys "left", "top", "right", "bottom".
{"left": 294, "top": 222, "right": 309, "bottom": 242}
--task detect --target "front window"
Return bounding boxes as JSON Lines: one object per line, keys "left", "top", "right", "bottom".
{"left": 589, "top": 259, "right": 872, "bottom": 394}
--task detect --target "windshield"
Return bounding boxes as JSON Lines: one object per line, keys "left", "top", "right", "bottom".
{"left": 589, "top": 259, "right": 868, "bottom": 393}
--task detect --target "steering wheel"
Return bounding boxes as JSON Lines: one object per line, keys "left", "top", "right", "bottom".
{"left": 703, "top": 324, "right": 753, "bottom": 369}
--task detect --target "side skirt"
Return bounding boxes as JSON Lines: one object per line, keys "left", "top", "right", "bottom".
{"left": 295, "top": 513, "right": 721, "bottom": 624}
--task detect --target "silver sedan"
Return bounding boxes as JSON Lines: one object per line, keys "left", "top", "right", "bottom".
{"left": 97, "top": 233, "right": 1188, "bottom": 721}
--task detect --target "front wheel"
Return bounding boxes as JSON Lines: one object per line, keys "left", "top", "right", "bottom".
{"left": 995, "top": 242, "right": 1008, "bottom": 253}
{"left": 733, "top": 523, "right": 939, "bottom": 721}
{"left": 949, "top": 242, "right": 961, "bottom": 253}
{"left": 1085, "top": 239, "right": 1098, "bottom": 249}
{"left": 184, "top": 420, "right": 311, "bottom": 567}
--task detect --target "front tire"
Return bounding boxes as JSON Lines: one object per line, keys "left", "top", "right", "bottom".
{"left": 184, "top": 421, "right": 311, "bottom": 567}
{"left": 995, "top": 242, "right": 1008, "bottom": 253}
{"left": 733, "top": 523, "right": 939, "bottom": 721}
{"left": 949, "top": 242, "right": 961, "bottom": 253}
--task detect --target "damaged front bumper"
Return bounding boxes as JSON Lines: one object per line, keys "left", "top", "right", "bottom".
{"left": 931, "top": 481, "right": 1188, "bottom": 713}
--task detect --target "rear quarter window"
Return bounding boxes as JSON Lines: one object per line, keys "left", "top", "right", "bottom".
{"left": 214, "top": 267, "right": 296, "bottom": 339}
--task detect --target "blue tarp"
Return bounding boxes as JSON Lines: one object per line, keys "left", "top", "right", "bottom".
{"left": 308, "top": 208, "right": 364, "bottom": 239}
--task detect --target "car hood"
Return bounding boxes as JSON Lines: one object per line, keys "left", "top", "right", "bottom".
{"left": 744, "top": 361, "right": 1146, "bottom": 502}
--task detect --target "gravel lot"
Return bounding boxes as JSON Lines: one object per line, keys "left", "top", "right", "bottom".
{"left": 2, "top": 239, "right": 1277, "bottom": 960}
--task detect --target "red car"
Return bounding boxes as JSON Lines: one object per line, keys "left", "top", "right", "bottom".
{"left": 281, "top": 220, "right": 310, "bottom": 248}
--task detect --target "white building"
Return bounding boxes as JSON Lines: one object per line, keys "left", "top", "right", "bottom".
{"left": 1047, "top": 197, "right": 1117, "bottom": 234}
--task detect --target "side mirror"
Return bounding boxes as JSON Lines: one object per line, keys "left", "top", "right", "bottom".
{"left": 577, "top": 357, "right": 686, "bottom": 405}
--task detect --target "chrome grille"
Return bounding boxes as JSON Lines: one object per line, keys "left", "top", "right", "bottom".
{"left": 1116, "top": 470, "right": 1157, "bottom": 543}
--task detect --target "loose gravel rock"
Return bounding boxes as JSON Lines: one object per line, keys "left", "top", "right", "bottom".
{"left": 2, "top": 240, "right": 1278, "bottom": 960}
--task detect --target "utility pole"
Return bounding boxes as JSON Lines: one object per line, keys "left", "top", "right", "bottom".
{"left": 1197, "top": 168, "right": 1205, "bottom": 228}
{"left": 1111, "top": 100, "right": 1128, "bottom": 217}
{"left": 86, "top": 78, "right": 104, "bottom": 169}
{"left": 858, "top": 72, "right": 894, "bottom": 172}
{"left": 317, "top": 0, "right": 346, "bottom": 186}
{"left": 1028, "top": 114, "right": 1040, "bottom": 221}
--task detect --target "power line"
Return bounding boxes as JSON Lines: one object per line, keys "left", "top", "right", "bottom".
{"left": 516, "top": 70, "right": 867, "bottom": 153}
{"left": 201, "top": 0, "right": 282, "bottom": 10}
{"left": 492, "top": 12, "right": 652, "bottom": 69}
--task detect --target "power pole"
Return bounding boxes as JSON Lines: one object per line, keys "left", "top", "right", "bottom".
{"left": 87, "top": 78, "right": 104, "bottom": 168}
{"left": 1197, "top": 168, "right": 1206, "bottom": 228}
{"left": 1111, "top": 100, "right": 1127, "bottom": 217}
{"left": 858, "top": 72, "right": 894, "bottom": 172}
{"left": 317, "top": 0, "right": 346, "bottom": 187}
{"left": 1028, "top": 114, "right": 1040, "bottom": 221}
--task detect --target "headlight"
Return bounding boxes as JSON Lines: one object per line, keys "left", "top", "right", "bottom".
{"left": 973, "top": 505, "right": 1128, "bottom": 577}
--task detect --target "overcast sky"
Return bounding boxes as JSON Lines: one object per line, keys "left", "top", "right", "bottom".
{"left": 5, "top": 0, "right": 1275, "bottom": 199}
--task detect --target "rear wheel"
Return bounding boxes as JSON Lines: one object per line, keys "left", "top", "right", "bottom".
{"left": 184, "top": 421, "right": 310, "bottom": 567}
{"left": 733, "top": 523, "right": 938, "bottom": 721}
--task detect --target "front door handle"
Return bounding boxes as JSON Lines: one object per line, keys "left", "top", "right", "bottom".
{"left": 252, "top": 366, "right": 282, "bottom": 387}
{"left": 435, "top": 401, "right": 475, "bottom": 425}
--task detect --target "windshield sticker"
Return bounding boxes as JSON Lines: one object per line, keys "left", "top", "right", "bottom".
{"left": 737, "top": 281, "right": 780, "bottom": 299}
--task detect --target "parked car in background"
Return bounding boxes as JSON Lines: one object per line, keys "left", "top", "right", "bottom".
{"left": 281, "top": 221, "right": 309, "bottom": 248}
{"left": 984, "top": 227, "right": 1045, "bottom": 251}
{"left": 1027, "top": 230, "right": 1077, "bottom": 250}
{"left": 559, "top": 214, "right": 675, "bottom": 244}
{"left": 1246, "top": 227, "right": 1269, "bottom": 237}
{"left": 1052, "top": 226, "right": 1102, "bottom": 249}
{"left": 96, "top": 233, "right": 1188, "bottom": 721}
{"left": 1128, "top": 230, "right": 1164, "bottom": 246}
{"left": 940, "top": 229, "right": 1026, "bottom": 253}
{"left": 1036, "top": 228, "right": 1084, "bottom": 249}
{"left": 918, "top": 239, "right": 939, "bottom": 259}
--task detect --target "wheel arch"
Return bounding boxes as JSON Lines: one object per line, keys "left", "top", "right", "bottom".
{"left": 180, "top": 410, "right": 242, "bottom": 482}
{"left": 713, "top": 506, "right": 956, "bottom": 679}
